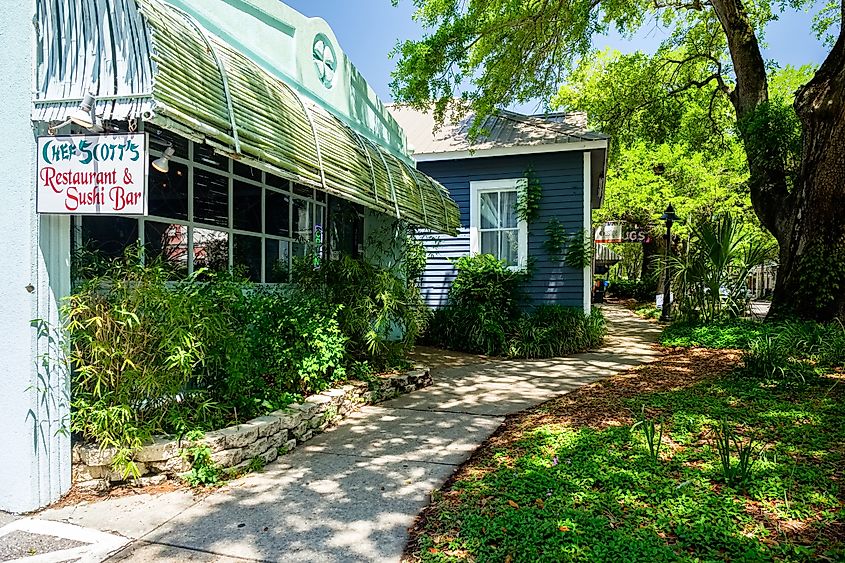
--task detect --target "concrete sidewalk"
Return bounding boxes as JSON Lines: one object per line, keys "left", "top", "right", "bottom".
{"left": 34, "top": 305, "right": 660, "bottom": 562}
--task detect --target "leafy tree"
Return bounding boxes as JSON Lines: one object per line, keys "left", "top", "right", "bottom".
{"left": 391, "top": 0, "right": 845, "bottom": 321}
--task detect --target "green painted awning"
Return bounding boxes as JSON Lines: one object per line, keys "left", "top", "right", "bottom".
{"left": 32, "top": 0, "right": 460, "bottom": 235}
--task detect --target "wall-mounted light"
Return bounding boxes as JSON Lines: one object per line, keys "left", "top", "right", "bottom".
{"left": 152, "top": 146, "right": 175, "bottom": 173}
{"left": 69, "top": 92, "right": 96, "bottom": 128}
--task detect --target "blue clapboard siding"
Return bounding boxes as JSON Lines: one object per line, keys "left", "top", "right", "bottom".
{"left": 417, "top": 151, "right": 586, "bottom": 308}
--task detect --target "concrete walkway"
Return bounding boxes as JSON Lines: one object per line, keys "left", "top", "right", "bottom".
{"left": 32, "top": 305, "right": 660, "bottom": 562}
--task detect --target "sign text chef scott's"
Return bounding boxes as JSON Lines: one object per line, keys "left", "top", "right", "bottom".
{"left": 37, "top": 133, "right": 148, "bottom": 215}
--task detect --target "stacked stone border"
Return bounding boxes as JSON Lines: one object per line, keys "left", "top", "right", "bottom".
{"left": 72, "top": 368, "right": 432, "bottom": 490}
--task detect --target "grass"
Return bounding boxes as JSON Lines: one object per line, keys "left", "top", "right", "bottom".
{"left": 404, "top": 349, "right": 844, "bottom": 562}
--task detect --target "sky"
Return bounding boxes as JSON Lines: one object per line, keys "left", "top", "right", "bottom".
{"left": 285, "top": 0, "right": 831, "bottom": 112}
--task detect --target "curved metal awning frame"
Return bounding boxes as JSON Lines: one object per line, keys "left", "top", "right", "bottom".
{"left": 31, "top": 0, "right": 460, "bottom": 235}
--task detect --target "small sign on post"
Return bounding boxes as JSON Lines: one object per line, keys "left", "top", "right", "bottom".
{"left": 36, "top": 133, "right": 148, "bottom": 215}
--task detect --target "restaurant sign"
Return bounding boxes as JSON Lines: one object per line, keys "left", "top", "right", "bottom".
{"left": 37, "top": 133, "right": 148, "bottom": 215}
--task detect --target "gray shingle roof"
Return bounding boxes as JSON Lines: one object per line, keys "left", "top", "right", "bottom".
{"left": 388, "top": 105, "right": 609, "bottom": 156}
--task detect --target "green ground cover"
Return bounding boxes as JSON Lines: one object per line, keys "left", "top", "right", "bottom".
{"left": 660, "top": 319, "right": 773, "bottom": 349}
{"left": 406, "top": 349, "right": 844, "bottom": 562}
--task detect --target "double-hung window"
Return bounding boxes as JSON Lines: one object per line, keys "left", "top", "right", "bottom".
{"left": 470, "top": 178, "right": 528, "bottom": 269}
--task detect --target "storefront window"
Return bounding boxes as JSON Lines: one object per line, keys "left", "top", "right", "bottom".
{"left": 80, "top": 216, "right": 138, "bottom": 259}
{"left": 193, "top": 228, "right": 229, "bottom": 274}
{"left": 74, "top": 133, "right": 326, "bottom": 283}
{"left": 264, "top": 239, "right": 290, "bottom": 283}
{"left": 233, "top": 181, "right": 261, "bottom": 233}
{"left": 144, "top": 221, "right": 189, "bottom": 276}
{"left": 148, "top": 160, "right": 188, "bottom": 220}
{"left": 265, "top": 190, "right": 291, "bottom": 237}
{"left": 194, "top": 169, "right": 229, "bottom": 227}
{"left": 233, "top": 234, "right": 261, "bottom": 281}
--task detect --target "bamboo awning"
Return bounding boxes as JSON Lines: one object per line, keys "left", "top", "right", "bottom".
{"left": 32, "top": 0, "right": 460, "bottom": 235}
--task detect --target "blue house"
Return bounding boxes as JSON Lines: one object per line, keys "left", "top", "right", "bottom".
{"left": 389, "top": 107, "right": 609, "bottom": 313}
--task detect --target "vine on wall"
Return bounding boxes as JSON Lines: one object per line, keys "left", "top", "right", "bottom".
{"left": 543, "top": 218, "right": 568, "bottom": 262}
{"left": 517, "top": 168, "right": 543, "bottom": 224}
{"left": 565, "top": 229, "right": 593, "bottom": 269}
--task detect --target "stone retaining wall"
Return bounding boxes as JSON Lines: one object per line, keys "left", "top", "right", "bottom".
{"left": 72, "top": 368, "right": 432, "bottom": 490}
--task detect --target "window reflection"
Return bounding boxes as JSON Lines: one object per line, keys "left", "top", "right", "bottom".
{"left": 233, "top": 234, "right": 261, "bottom": 281}
{"left": 80, "top": 216, "right": 139, "bottom": 259}
{"left": 145, "top": 221, "right": 188, "bottom": 276}
{"left": 193, "top": 228, "right": 229, "bottom": 275}
{"left": 265, "top": 191, "right": 290, "bottom": 237}
{"left": 233, "top": 181, "right": 261, "bottom": 233}
{"left": 148, "top": 160, "right": 188, "bottom": 220}
{"left": 194, "top": 169, "right": 229, "bottom": 227}
{"left": 265, "top": 239, "right": 290, "bottom": 283}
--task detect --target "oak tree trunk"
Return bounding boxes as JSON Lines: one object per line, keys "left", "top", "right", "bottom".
{"left": 768, "top": 32, "right": 845, "bottom": 321}
{"left": 712, "top": 0, "right": 845, "bottom": 321}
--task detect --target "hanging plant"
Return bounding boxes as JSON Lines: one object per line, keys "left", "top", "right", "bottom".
{"left": 517, "top": 168, "right": 542, "bottom": 223}
{"left": 543, "top": 218, "right": 568, "bottom": 262}
{"left": 565, "top": 229, "right": 593, "bottom": 269}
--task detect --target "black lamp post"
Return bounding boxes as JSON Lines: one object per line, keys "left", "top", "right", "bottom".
{"left": 660, "top": 203, "right": 679, "bottom": 322}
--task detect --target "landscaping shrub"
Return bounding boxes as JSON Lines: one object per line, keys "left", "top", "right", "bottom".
{"left": 65, "top": 255, "right": 236, "bottom": 465}
{"left": 741, "top": 320, "right": 845, "bottom": 383}
{"left": 66, "top": 250, "right": 350, "bottom": 471}
{"left": 607, "top": 278, "right": 656, "bottom": 302}
{"left": 668, "top": 213, "right": 773, "bottom": 322}
{"left": 291, "top": 253, "right": 429, "bottom": 369}
{"left": 507, "top": 306, "right": 606, "bottom": 359}
{"left": 426, "top": 255, "right": 605, "bottom": 358}
{"left": 426, "top": 254, "right": 527, "bottom": 355}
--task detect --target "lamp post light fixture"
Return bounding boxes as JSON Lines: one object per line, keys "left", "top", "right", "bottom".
{"left": 660, "top": 203, "right": 679, "bottom": 322}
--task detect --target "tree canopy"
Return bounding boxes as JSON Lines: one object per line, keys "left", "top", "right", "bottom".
{"left": 391, "top": 0, "right": 845, "bottom": 320}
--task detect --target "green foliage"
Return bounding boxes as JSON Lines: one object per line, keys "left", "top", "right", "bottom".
{"left": 632, "top": 407, "right": 664, "bottom": 464}
{"left": 427, "top": 254, "right": 527, "bottom": 355}
{"left": 409, "top": 372, "right": 845, "bottom": 562}
{"left": 66, "top": 246, "right": 414, "bottom": 472}
{"left": 662, "top": 317, "right": 845, "bottom": 384}
{"left": 543, "top": 218, "right": 568, "bottom": 262}
{"left": 65, "top": 250, "right": 234, "bottom": 468}
{"left": 292, "top": 254, "right": 429, "bottom": 369}
{"left": 660, "top": 319, "right": 772, "bottom": 349}
{"left": 516, "top": 169, "right": 542, "bottom": 224}
{"left": 737, "top": 98, "right": 804, "bottom": 189}
{"left": 607, "top": 279, "right": 656, "bottom": 302}
{"left": 796, "top": 240, "right": 845, "bottom": 317}
{"left": 669, "top": 213, "right": 774, "bottom": 322}
{"left": 564, "top": 229, "right": 593, "bottom": 270}
{"left": 220, "top": 285, "right": 347, "bottom": 406}
{"left": 712, "top": 419, "right": 757, "bottom": 492}
{"left": 181, "top": 431, "right": 221, "bottom": 487}
{"left": 245, "top": 456, "right": 266, "bottom": 474}
{"left": 741, "top": 320, "right": 845, "bottom": 383}
{"left": 507, "top": 307, "right": 605, "bottom": 359}
{"left": 426, "top": 255, "right": 605, "bottom": 357}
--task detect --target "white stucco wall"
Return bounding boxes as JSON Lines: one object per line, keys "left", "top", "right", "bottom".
{"left": 0, "top": 1, "right": 71, "bottom": 512}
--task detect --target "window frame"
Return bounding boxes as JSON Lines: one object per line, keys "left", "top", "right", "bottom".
{"left": 469, "top": 178, "right": 528, "bottom": 270}
{"left": 73, "top": 124, "right": 327, "bottom": 284}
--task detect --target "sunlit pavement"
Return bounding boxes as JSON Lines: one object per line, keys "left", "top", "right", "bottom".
{"left": 32, "top": 305, "right": 660, "bottom": 563}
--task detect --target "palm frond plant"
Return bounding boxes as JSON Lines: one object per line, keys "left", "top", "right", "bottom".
{"left": 668, "top": 213, "right": 774, "bottom": 322}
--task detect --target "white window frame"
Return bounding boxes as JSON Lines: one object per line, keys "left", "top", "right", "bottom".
{"left": 469, "top": 178, "right": 528, "bottom": 270}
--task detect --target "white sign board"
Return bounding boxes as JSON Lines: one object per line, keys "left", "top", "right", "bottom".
{"left": 655, "top": 293, "right": 674, "bottom": 308}
{"left": 37, "top": 133, "right": 148, "bottom": 215}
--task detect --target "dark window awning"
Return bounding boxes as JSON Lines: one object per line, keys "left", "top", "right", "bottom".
{"left": 32, "top": 0, "right": 460, "bottom": 235}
